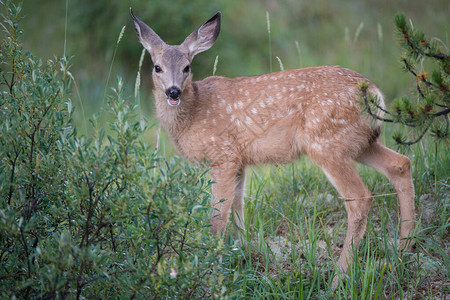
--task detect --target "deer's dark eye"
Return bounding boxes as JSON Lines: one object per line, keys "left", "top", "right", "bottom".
{"left": 154, "top": 65, "right": 162, "bottom": 73}
{"left": 183, "top": 65, "right": 190, "bottom": 73}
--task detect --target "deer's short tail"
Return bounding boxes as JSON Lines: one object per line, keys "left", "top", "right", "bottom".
{"left": 369, "top": 86, "right": 386, "bottom": 128}
{"left": 366, "top": 86, "right": 385, "bottom": 145}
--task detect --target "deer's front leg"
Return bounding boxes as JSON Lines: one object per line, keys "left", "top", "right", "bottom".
{"left": 210, "top": 164, "right": 238, "bottom": 235}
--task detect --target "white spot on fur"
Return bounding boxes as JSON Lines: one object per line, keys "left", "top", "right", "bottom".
{"left": 237, "top": 101, "right": 243, "bottom": 109}
{"left": 212, "top": 119, "right": 217, "bottom": 125}
{"left": 251, "top": 107, "right": 258, "bottom": 115}
{"left": 288, "top": 73, "right": 295, "bottom": 79}
{"left": 206, "top": 110, "right": 211, "bottom": 115}
{"left": 244, "top": 91, "right": 249, "bottom": 96}
{"left": 311, "top": 143, "right": 323, "bottom": 152}
{"left": 210, "top": 136, "right": 215, "bottom": 142}
{"left": 270, "top": 76, "right": 277, "bottom": 80}
{"left": 226, "top": 105, "right": 232, "bottom": 114}
{"left": 245, "top": 116, "right": 253, "bottom": 125}
{"left": 259, "top": 100, "right": 266, "bottom": 108}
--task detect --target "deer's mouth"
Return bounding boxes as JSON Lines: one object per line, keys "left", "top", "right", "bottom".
{"left": 167, "top": 97, "right": 181, "bottom": 107}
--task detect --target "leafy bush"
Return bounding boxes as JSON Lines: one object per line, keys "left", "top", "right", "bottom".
{"left": 0, "top": 2, "right": 232, "bottom": 298}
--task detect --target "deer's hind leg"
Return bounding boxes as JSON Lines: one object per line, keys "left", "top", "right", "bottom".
{"left": 357, "top": 141, "right": 415, "bottom": 250}
{"left": 309, "top": 154, "right": 373, "bottom": 275}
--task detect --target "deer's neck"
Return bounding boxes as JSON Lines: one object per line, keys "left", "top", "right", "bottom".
{"left": 153, "top": 80, "right": 197, "bottom": 141}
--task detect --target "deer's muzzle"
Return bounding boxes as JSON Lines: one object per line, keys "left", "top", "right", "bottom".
{"left": 166, "top": 87, "right": 181, "bottom": 107}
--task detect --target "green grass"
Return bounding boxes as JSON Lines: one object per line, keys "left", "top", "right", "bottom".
{"left": 211, "top": 136, "right": 449, "bottom": 298}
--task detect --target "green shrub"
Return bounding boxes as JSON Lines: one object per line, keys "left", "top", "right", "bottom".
{"left": 0, "top": 2, "right": 232, "bottom": 298}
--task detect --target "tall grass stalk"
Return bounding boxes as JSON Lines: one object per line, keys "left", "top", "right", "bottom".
{"left": 103, "top": 25, "right": 126, "bottom": 106}
{"left": 62, "top": 0, "right": 87, "bottom": 133}
{"left": 213, "top": 55, "right": 219, "bottom": 75}
{"left": 275, "top": 56, "right": 284, "bottom": 71}
{"left": 134, "top": 48, "right": 146, "bottom": 106}
{"left": 63, "top": 0, "right": 68, "bottom": 58}
{"left": 353, "top": 22, "right": 364, "bottom": 45}
{"left": 266, "top": 11, "right": 272, "bottom": 73}
{"left": 295, "top": 40, "right": 302, "bottom": 68}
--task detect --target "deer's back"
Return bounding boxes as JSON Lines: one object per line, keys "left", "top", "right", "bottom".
{"left": 179, "top": 65, "right": 382, "bottom": 166}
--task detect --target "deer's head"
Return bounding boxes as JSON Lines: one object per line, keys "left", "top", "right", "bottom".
{"left": 130, "top": 9, "right": 221, "bottom": 107}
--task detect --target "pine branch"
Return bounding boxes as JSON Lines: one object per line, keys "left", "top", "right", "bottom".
{"left": 433, "top": 108, "right": 450, "bottom": 117}
{"left": 398, "top": 124, "right": 431, "bottom": 146}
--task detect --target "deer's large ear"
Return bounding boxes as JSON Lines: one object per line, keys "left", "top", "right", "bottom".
{"left": 181, "top": 12, "right": 221, "bottom": 59}
{"left": 130, "top": 8, "right": 166, "bottom": 56}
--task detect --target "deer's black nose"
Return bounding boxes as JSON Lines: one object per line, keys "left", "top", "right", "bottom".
{"left": 166, "top": 87, "right": 181, "bottom": 99}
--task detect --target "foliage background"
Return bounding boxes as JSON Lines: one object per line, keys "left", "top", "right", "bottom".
{"left": 20, "top": 0, "right": 449, "bottom": 133}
